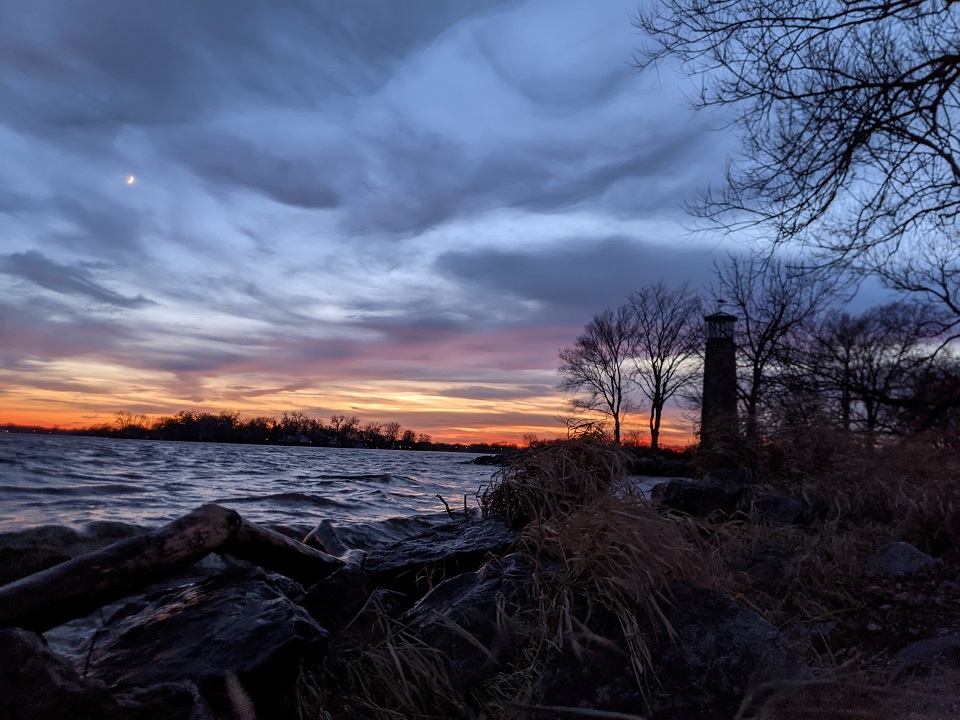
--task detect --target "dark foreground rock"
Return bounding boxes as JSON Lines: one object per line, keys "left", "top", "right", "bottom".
{"left": 0, "top": 521, "right": 145, "bottom": 586}
{"left": 81, "top": 567, "right": 326, "bottom": 718}
{"left": 0, "top": 627, "right": 124, "bottom": 720}
{"left": 536, "top": 582, "right": 811, "bottom": 719}
{"left": 0, "top": 505, "right": 817, "bottom": 719}
{"left": 651, "top": 471, "right": 747, "bottom": 517}
{"left": 404, "top": 552, "right": 539, "bottom": 685}
{"left": 366, "top": 518, "right": 518, "bottom": 599}
{"left": 866, "top": 540, "right": 942, "bottom": 578}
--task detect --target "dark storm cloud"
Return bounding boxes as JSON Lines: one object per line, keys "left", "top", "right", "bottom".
{"left": 436, "top": 237, "right": 719, "bottom": 317}
{"left": 345, "top": 121, "right": 714, "bottom": 235}
{"left": 0, "top": 251, "right": 153, "bottom": 308}
{"left": 0, "top": 0, "right": 518, "bottom": 135}
{"left": 170, "top": 133, "right": 340, "bottom": 210}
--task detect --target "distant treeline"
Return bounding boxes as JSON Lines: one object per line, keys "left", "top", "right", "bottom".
{"left": 1, "top": 410, "right": 519, "bottom": 454}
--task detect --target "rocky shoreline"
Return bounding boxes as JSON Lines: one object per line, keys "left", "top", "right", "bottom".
{"left": 2, "top": 441, "right": 960, "bottom": 719}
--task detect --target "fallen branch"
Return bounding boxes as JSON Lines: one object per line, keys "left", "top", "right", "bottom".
{"left": 0, "top": 503, "right": 344, "bottom": 633}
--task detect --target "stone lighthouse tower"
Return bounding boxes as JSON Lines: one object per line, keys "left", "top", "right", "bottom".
{"left": 701, "top": 310, "right": 738, "bottom": 451}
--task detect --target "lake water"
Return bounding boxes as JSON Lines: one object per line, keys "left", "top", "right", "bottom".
{"left": 0, "top": 433, "right": 497, "bottom": 534}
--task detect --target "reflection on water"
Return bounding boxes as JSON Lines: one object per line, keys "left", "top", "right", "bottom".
{"left": 0, "top": 434, "right": 495, "bottom": 532}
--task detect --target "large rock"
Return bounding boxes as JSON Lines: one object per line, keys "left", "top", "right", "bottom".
{"left": 894, "top": 634, "right": 960, "bottom": 672}
{"left": 536, "top": 582, "right": 810, "bottom": 718}
{"left": 0, "top": 520, "right": 145, "bottom": 586}
{"left": 651, "top": 471, "right": 746, "bottom": 518}
{"left": 0, "top": 627, "right": 123, "bottom": 720}
{"left": 299, "top": 562, "right": 374, "bottom": 632}
{"left": 365, "top": 519, "right": 517, "bottom": 599}
{"left": 78, "top": 567, "right": 328, "bottom": 718}
{"left": 866, "top": 541, "right": 942, "bottom": 578}
{"left": 747, "top": 490, "right": 813, "bottom": 526}
{"left": 404, "top": 552, "right": 538, "bottom": 685}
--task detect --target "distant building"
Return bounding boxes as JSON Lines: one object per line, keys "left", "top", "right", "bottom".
{"left": 701, "top": 311, "right": 738, "bottom": 451}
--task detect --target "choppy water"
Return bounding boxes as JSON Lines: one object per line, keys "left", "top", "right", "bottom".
{"left": 0, "top": 434, "right": 496, "bottom": 533}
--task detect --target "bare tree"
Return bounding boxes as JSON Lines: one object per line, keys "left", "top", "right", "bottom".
{"left": 627, "top": 282, "right": 702, "bottom": 450}
{"left": 636, "top": 2, "right": 960, "bottom": 266}
{"left": 713, "top": 254, "right": 839, "bottom": 437}
{"left": 811, "top": 302, "right": 944, "bottom": 440}
{"left": 872, "top": 238, "right": 960, "bottom": 346}
{"left": 382, "top": 421, "right": 403, "bottom": 445}
{"left": 558, "top": 306, "right": 635, "bottom": 444}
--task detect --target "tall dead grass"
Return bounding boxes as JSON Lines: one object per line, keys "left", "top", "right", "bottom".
{"left": 479, "top": 441, "right": 723, "bottom": 710}
{"left": 299, "top": 592, "right": 471, "bottom": 720}
{"left": 770, "top": 433, "right": 960, "bottom": 555}
{"left": 478, "top": 440, "right": 632, "bottom": 527}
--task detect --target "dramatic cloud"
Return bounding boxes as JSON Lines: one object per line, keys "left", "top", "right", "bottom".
{"left": 0, "top": 251, "right": 153, "bottom": 308}
{"left": 0, "top": 0, "right": 745, "bottom": 442}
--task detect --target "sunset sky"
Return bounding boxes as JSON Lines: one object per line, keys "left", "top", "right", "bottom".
{"left": 1, "top": 0, "right": 752, "bottom": 444}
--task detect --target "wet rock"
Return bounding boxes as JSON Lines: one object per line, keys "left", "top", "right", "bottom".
{"left": 300, "top": 562, "right": 374, "bottom": 632}
{"left": 0, "top": 627, "right": 123, "bottom": 720}
{"left": 81, "top": 567, "right": 328, "bottom": 718}
{"left": 0, "top": 521, "right": 145, "bottom": 586}
{"left": 866, "top": 541, "right": 942, "bottom": 578}
{"left": 536, "top": 583, "right": 810, "bottom": 718}
{"left": 404, "top": 552, "right": 537, "bottom": 685}
{"left": 365, "top": 519, "right": 517, "bottom": 599}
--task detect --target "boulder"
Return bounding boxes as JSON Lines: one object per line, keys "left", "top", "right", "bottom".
{"left": 0, "top": 627, "right": 124, "bottom": 720}
{"left": 894, "top": 634, "right": 960, "bottom": 672}
{"left": 78, "top": 567, "right": 328, "bottom": 718}
{"left": 747, "top": 491, "right": 813, "bottom": 526}
{"left": 651, "top": 471, "right": 746, "bottom": 517}
{"left": 0, "top": 520, "right": 145, "bottom": 586}
{"left": 365, "top": 519, "right": 518, "bottom": 599}
{"left": 404, "top": 552, "right": 537, "bottom": 685}
{"left": 536, "top": 582, "right": 810, "bottom": 718}
{"left": 866, "top": 541, "right": 942, "bottom": 578}
{"left": 299, "top": 562, "right": 374, "bottom": 632}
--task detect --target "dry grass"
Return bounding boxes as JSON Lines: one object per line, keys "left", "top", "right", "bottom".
{"left": 754, "top": 431, "right": 960, "bottom": 557}
{"left": 478, "top": 441, "right": 723, "bottom": 712}
{"left": 296, "top": 436, "right": 960, "bottom": 718}
{"left": 297, "top": 593, "right": 471, "bottom": 720}
{"left": 478, "top": 441, "right": 632, "bottom": 528}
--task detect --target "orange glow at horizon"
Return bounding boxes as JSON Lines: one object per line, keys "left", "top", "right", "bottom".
{"left": 1, "top": 359, "right": 697, "bottom": 446}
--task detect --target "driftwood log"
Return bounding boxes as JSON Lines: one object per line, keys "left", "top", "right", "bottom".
{"left": 0, "top": 503, "right": 344, "bottom": 633}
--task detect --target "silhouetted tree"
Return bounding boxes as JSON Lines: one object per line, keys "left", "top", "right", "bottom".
{"left": 811, "top": 302, "right": 943, "bottom": 440}
{"left": 713, "top": 254, "right": 838, "bottom": 438}
{"left": 382, "top": 421, "right": 402, "bottom": 446}
{"left": 558, "top": 306, "right": 635, "bottom": 444}
{"left": 627, "top": 282, "right": 702, "bottom": 450}
{"left": 114, "top": 412, "right": 148, "bottom": 438}
{"left": 637, "top": 2, "right": 960, "bottom": 270}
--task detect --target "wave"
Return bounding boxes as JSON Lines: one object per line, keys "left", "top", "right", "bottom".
{"left": 311, "top": 473, "right": 394, "bottom": 484}
{"left": 218, "top": 492, "right": 353, "bottom": 508}
{"left": 0, "top": 483, "right": 145, "bottom": 496}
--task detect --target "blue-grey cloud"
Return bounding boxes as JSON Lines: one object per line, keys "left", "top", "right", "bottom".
{"left": 0, "top": 251, "right": 153, "bottom": 308}
{"left": 436, "top": 236, "right": 719, "bottom": 320}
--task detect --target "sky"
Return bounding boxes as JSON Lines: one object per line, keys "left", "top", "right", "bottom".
{"left": 0, "top": 0, "right": 743, "bottom": 444}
